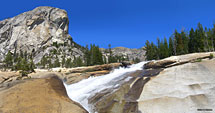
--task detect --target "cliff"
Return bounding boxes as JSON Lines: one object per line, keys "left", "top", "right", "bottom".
{"left": 0, "top": 6, "right": 84, "bottom": 64}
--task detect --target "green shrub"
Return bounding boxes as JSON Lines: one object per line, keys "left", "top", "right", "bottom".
{"left": 209, "top": 53, "right": 214, "bottom": 59}
{"left": 196, "top": 58, "right": 202, "bottom": 62}
{"left": 20, "top": 70, "right": 29, "bottom": 77}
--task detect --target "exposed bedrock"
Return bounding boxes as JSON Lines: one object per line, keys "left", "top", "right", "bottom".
{"left": 0, "top": 6, "right": 84, "bottom": 63}
{"left": 0, "top": 76, "right": 88, "bottom": 113}
{"left": 92, "top": 52, "right": 215, "bottom": 113}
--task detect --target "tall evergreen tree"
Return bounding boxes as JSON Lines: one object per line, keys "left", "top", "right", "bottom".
{"left": 145, "top": 40, "right": 151, "bottom": 60}
{"left": 181, "top": 30, "right": 189, "bottom": 54}
{"left": 163, "top": 37, "right": 169, "bottom": 58}
{"left": 175, "top": 30, "right": 184, "bottom": 55}
{"left": 65, "top": 58, "right": 72, "bottom": 68}
{"left": 61, "top": 56, "right": 65, "bottom": 67}
{"left": 157, "top": 38, "right": 161, "bottom": 59}
{"left": 188, "top": 28, "right": 195, "bottom": 53}
{"left": 169, "top": 37, "right": 174, "bottom": 56}
{"left": 212, "top": 24, "right": 215, "bottom": 49}
{"left": 196, "top": 23, "right": 205, "bottom": 52}
{"left": 84, "top": 45, "right": 91, "bottom": 66}
{"left": 207, "top": 28, "right": 214, "bottom": 51}
{"left": 53, "top": 57, "right": 60, "bottom": 68}
{"left": 4, "top": 51, "right": 13, "bottom": 68}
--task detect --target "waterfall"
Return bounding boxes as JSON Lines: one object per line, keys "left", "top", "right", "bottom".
{"left": 64, "top": 61, "right": 146, "bottom": 113}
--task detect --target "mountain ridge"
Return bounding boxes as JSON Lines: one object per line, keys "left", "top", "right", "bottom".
{"left": 0, "top": 6, "right": 84, "bottom": 64}
{"left": 0, "top": 6, "right": 145, "bottom": 69}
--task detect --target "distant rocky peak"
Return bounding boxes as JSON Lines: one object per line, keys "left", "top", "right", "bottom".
{"left": 0, "top": 6, "right": 83, "bottom": 63}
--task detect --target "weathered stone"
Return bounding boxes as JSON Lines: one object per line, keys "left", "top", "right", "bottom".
{"left": 92, "top": 52, "right": 215, "bottom": 113}
{"left": 0, "top": 76, "right": 88, "bottom": 113}
{"left": 144, "top": 52, "right": 215, "bottom": 69}
{"left": 0, "top": 63, "right": 124, "bottom": 88}
{"left": 137, "top": 59, "right": 215, "bottom": 113}
{"left": 0, "top": 6, "right": 84, "bottom": 63}
{"left": 101, "top": 47, "right": 145, "bottom": 62}
{"left": 90, "top": 70, "right": 148, "bottom": 113}
{"left": 142, "top": 68, "right": 163, "bottom": 77}
{"left": 144, "top": 60, "right": 176, "bottom": 69}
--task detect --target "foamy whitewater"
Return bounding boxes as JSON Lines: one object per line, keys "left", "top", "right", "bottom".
{"left": 64, "top": 61, "right": 146, "bottom": 113}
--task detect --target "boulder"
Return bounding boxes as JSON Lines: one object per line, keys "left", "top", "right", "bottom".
{"left": 138, "top": 59, "right": 215, "bottom": 113}
{"left": 0, "top": 76, "right": 88, "bottom": 113}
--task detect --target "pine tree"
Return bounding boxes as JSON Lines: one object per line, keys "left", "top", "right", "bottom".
{"left": 145, "top": 40, "right": 152, "bottom": 60}
{"left": 41, "top": 56, "right": 47, "bottom": 68}
{"left": 48, "top": 59, "right": 53, "bottom": 69}
{"left": 65, "top": 58, "right": 72, "bottom": 68}
{"left": 175, "top": 30, "right": 184, "bottom": 55}
{"left": 15, "top": 57, "right": 22, "bottom": 70}
{"left": 204, "top": 27, "right": 209, "bottom": 52}
{"left": 29, "top": 59, "right": 35, "bottom": 72}
{"left": 196, "top": 23, "right": 205, "bottom": 52}
{"left": 212, "top": 24, "right": 215, "bottom": 50}
{"left": 181, "top": 30, "right": 189, "bottom": 54}
{"left": 207, "top": 28, "right": 214, "bottom": 51}
{"left": 163, "top": 37, "right": 169, "bottom": 58}
{"left": 133, "top": 57, "right": 140, "bottom": 63}
{"left": 61, "top": 56, "right": 65, "bottom": 67}
{"left": 84, "top": 45, "right": 91, "bottom": 66}
{"left": 169, "top": 37, "right": 174, "bottom": 56}
{"left": 53, "top": 57, "right": 60, "bottom": 68}
{"left": 4, "top": 51, "right": 13, "bottom": 68}
{"left": 188, "top": 28, "right": 195, "bottom": 53}
{"left": 108, "top": 44, "right": 114, "bottom": 63}
{"left": 151, "top": 42, "right": 158, "bottom": 60}
{"left": 157, "top": 38, "right": 161, "bottom": 59}
{"left": 20, "top": 58, "right": 29, "bottom": 71}
{"left": 75, "top": 56, "right": 83, "bottom": 67}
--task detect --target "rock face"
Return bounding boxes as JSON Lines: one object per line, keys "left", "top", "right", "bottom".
{"left": 138, "top": 59, "right": 215, "bottom": 113}
{"left": 0, "top": 6, "right": 145, "bottom": 64}
{"left": 0, "top": 76, "right": 87, "bottom": 113}
{"left": 101, "top": 47, "right": 145, "bottom": 62}
{"left": 0, "top": 6, "right": 84, "bottom": 63}
{"left": 92, "top": 52, "right": 215, "bottom": 113}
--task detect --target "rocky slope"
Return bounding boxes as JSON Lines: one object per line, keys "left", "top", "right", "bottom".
{"left": 0, "top": 76, "right": 87, "bottom": 113}
{"left": 101, "top": 47, "right": 145, "bottom": 62}
{"left": 0, "top": 63, "right": 123, "bottom": 89}
{"left": 90, "top": 52, "right": 215, "bottom": 113}
{"left": 0, "top": 62, "right": 125, "bottom": 113}
{"left": 0, "top": 6, "right": 84, "bottom": 64}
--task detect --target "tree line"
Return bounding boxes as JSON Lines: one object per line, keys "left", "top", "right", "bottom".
{"left": 2, "top": 40, "right": 141, "bottom": 72}
{"left": 3, "top": 50, "right": 35, "bottom": 76}
{"left": 39, "top": 44, "right": 135, "bottom": 68}
{"left": 145, "top": 23, "right": 215, "bottom": 60}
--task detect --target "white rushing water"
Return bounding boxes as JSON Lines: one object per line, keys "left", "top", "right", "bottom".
{"left": 64, "top": 61, "right": 146, "bottom": 112}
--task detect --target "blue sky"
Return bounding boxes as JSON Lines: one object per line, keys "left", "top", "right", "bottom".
{"left": 1, "top": 0, "right": 215, "bottom": 48}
